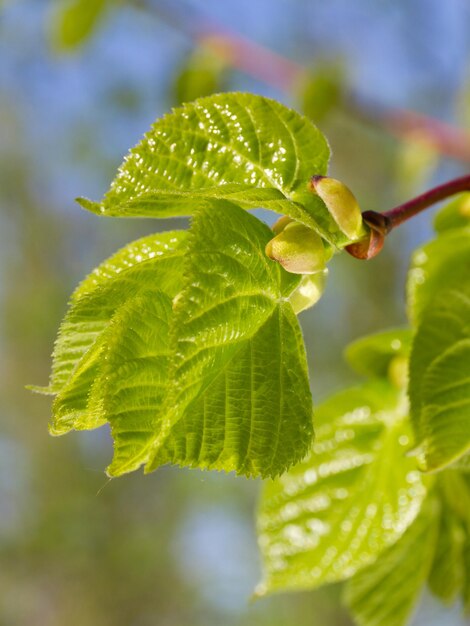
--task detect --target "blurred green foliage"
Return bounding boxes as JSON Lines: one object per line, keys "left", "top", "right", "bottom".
{"left": 49, "top": 0, "right": 123, "bottom": 51}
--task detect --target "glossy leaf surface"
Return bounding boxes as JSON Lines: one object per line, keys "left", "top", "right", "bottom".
{"left": 345, "top": 496, "right": 439, "bottom": 626}
{"left": 407, "top": 228, "right": 470, "bottom": 324}
{"left": 44, "top": 204, "right": 314, "bottom": 478}
{"left": 409, "top": 288, "right": 470, "bottom": 471}
{"left": 256, "top": 381, "right": 426, "bottom": 595}
{"left": 77, "top": 93, "right": 358, "bottom": 247}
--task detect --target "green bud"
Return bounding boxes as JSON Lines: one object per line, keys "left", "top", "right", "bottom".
{"left": 289, "top": 270, "right": 328, "bottom": 314}
{"left": 271, "top": 215, "right": 294, "bottom": 235}
{"left": 309, "top": 175, "right": 366, "bottom": 240}
{"left": 265, "top": 221, "right": 327, "bottom": 275}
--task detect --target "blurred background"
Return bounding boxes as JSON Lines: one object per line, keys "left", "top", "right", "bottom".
{"left": 1, "top": 1, "right": 470, "bottom": 624}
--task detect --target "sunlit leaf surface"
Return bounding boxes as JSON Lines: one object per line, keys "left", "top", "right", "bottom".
{"left": 256, "top": 381, "right": 426, "bottom": 595}
{"left": 48, "top": 231, "right": 188, "bottom": 398}
{"left": 345, "top": 495, "right": 439, "bottom": 626}
{"left": 45, "top": 204, "right": 313, "bottom": 478}
{"left": 409, "top": 287, "right": 470, "bottom": 471}
{"left": 428, "top": 504, "right": 466, "bottom": 603}
{"left": 77, "top": 93, "right": 357, "bottom": 247}
{"left": 407, "top": 228, "right": 470, "bottom": 325}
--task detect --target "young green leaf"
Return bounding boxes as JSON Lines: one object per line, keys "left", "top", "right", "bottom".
{"left": 408, "top": 288, "right": 470, "bottom": 471}
{"left": 77, "top": 93, "right": 357, "bottom": 247}
{"left": 407, "top": 228, "right": 470, "bottom": 325}
{"left": 344, "top": 328, "right": 411, "bottom": 380}
{"left": 72, "top": 230, "right": 188, "bottom": 302}
{"left": 92, "top": 290, "right": 175, "bottom": 474}
{"left": 256, "top": 381, "right": 426, "bottom": 595}
{"left": 47, "top": 203, "right": 313, "bottom": 478}
{"left": 344, "top": 495, "right": 439, "bottom": 626}
{"left": 428, "top": 505, "right": 466, "bottom": 604}
{"left": 47, "top": 231, "right": 188, "bottom": 396}
{"left": 427, "top": 472, "right": 470, "bottom": 604}
{"left": 108, "top": 203, "right": 313, "bottom": 478}
{"left": 420, "top": 339, "right": 470, "bottom": 471}
{"left": 43, "top": 232, "right": 188, "bottom": 433}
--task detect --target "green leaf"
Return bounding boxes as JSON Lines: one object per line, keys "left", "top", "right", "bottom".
{"left": 428, "top": 472, "right": 470, "bottom": 604}
{"left": 105, "top": 204, "right": 312, "bottom": 478}
{"left": 434, "top": 193, "right": 470, "bottom": 234}
{"left": 421, "top": 339, "right": 470, "bottom": 471}
{"left": 71, "top": 230, "right": 188, "bottom": 302}
{"left": 344, "top": 495, "right": 439, "bottom": 626}
{"left": 47, "top": 203, "right": 313, "bottom": 478}
{"left": 344, "top": 328, "right": 411, "bottom": 380}
{"left": 428, "top": 504, "right": 466, "bottom": 604}
{"left": 408, "top": 288, "right": 470, "bottom": 471}
{"left": 77, "top": 93, "right": 355, "bottom": 247}
{"left": 407, "top": 228, "right": 470, "bottom": 325}
{"left": 47, "top": 231, "right": 188, "bottom": 433}
{"left": 439, "top": 470, "right": 470, "bottom": 526}
{"left": 256, "top": 381, "right": 427, "bottom": 595}
{"left": 91, "top": 289, "right": 175, "bottom": 474}
{"left": 50, "top": 0, "right": 110, "bottom": 51}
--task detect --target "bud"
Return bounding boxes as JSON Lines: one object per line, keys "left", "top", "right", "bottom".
{"left": 289, "top": 270, "right": 328, "bottom": 314}
{"left": 266, "top": 220, "right": 326, "bottom": 275}
{"left": 308, "top": 175, "right": 366, "bottom": 240}
{"left": 271, "top": 215, "right": 294, "bottom": 235}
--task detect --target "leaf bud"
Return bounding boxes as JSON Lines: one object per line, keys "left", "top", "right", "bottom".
{"left": 271, "top": 215, "right": 294, "bottom": 235}
{"left": 308, "top": 175, "right": 366, "bottom": 240}
{"left": 266, "top": 220, "right": 327, "bottom": 275}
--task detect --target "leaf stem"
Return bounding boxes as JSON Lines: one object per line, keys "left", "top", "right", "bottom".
{"left": 346, "top": 174, "right": 470, "bottom": 260}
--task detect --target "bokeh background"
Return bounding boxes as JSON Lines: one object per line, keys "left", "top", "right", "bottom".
{"left": 1, "top": 1, "right": 470, "bottom": 624}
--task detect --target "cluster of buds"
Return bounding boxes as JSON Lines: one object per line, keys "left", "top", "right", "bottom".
{"left": 265, "top": 176, "right": 371, "bottom": 311}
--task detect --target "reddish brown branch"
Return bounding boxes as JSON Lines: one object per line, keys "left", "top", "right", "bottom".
{"left": 345, "top": 174, "right": 470, "bottom": 259}
{"left": 382, "top": 172, "right": 470, "bottom": 228}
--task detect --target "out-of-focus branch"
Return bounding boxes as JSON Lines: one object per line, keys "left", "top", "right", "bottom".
{"left": 355, "top": 103, "right": 470, "bottom": 163}
{"left": 134, "top": 0, "right": 470, "bottom": 163}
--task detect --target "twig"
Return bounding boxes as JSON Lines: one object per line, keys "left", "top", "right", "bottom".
{"left": 345, "top": 174, "right": 470, "bottom": 259}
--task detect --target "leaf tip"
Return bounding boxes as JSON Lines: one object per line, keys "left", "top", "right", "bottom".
{"left": 25, "top": 384, "right": 55, "bottom": 395}
{"left": 76, "top": 196, "right": 103, "bottom": 215}
{"left": 48, "top": 423, "right": 65, "bottom": 437}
